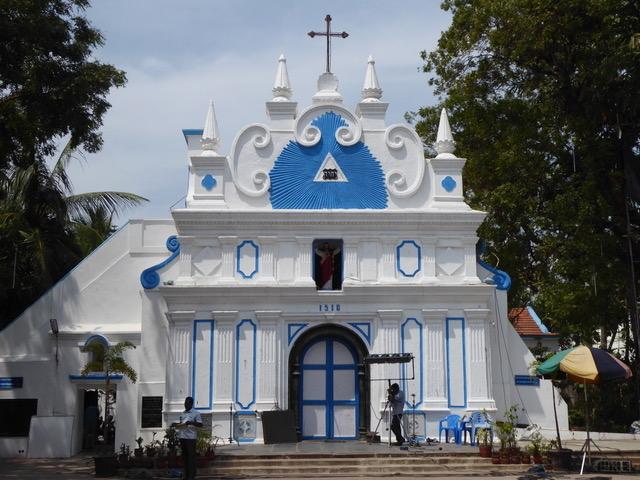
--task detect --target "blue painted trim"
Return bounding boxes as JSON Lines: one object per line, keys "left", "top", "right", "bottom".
{"left": 83, "top": 334, "right": 110, "bottom": 348}
{"left": 140, "top": 236, "right": 180, "bottom": 289}
{"left": 401, "top": 318, "right": 423, "bottom": 408}
{"left": 441, "top": 176, "right": 457, "bottom": 192}
{"left": 527, "top": 306, "right": 550, "bottom": 333}
{"left": 396, "top": 240, "right": 422, "bottom": 277}
{"left": 3, "top": 221, "right": 132, "bottom": 332}
{"left": 347, "top": 322, "right": 371, "bottom": 345}
{"left": 182, "top": 129, "right": 204, "bottom": 144}
{"left": 235, "top": 319, "right": 257, "bottom": 409}
{"left": 201, "top": 174, "right": 217, "bottom": 191}
{"left": 300, "top": 337, "right": 359, "bottom": 440}
{"left": 269, "top": 112, "right": 388, "bottom": 210}
{"left": 69, "top": 374, "right": 123, "bottom": 381}
{"left": 191, "top": 320, "right": 215, "bottom": 411}
{"left": 445, "top": 317, "right": 467, "bottom": 409}
{"left": 236, "top": 240, "right": 259, "bottom": 279}
{"left": 0, "top": 377, "right": 23, "bottom": 389}
{"left": 477, "top": 258, "right": 511, "bottom": 291}
{"left": 288, "top": 323, "right": 309, "bottom": 345}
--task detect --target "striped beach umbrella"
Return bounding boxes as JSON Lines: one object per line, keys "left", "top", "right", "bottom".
{"left": 537, "top": 345, "right": 632, "bottom": 384}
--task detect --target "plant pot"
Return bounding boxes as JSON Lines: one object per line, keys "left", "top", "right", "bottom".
{"left": 94, "top": 456, "right": 118, "bottom": 477}
{"left": 521, "top": 453, "right": 531, "bottom": 464}
{"left": 491, "top": 454, "right": 501, "bottom": 465}
{"left": 479, "top": 445, "right": 492, "bottom": 458}
{"left": 197, "top": 456, "right": 208, "bottom": 468}
{"left": 205, "top": 450, "right": 215, "bottom": 460}
{"left": 155, "top": 457, "right": 168, "bottom": 469}
{"left": 499, "top": 450, "right": 508, "bottom": 464}
{"left": 134, "top": 448, "right": 144, "bottom": 457}
{"left": 548, "top": 449, "right": 573, "bottom": 470}
{"left": 532, "top": 453, "right": 543, "bottom": 464}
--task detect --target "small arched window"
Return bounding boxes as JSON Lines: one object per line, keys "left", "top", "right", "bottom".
{"left": 83, "top": 335, "right": 109, "bottom": 370}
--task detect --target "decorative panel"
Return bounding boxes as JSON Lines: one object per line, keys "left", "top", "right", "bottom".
{"left": 397, "top": 240, "right": 421, "bottom": 277}
{"left": 192, "top": 246, "right": 221, "bottom": 277}
{"left": 436, "top": 247, "right": 464, "bottom": 276}
{"left": 236, "top": 240, "right": 259, "bottom": 279}
{"left": 235, "top": 319, "right": 257, "bottom": 409}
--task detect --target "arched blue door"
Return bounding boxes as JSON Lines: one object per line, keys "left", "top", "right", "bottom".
{"left": 300, "top": 337, "right": 359, "bottom": 439}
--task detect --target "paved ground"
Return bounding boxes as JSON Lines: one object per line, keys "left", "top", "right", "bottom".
{"left": 0, "top": 438, "right": 639, "bottom": 479}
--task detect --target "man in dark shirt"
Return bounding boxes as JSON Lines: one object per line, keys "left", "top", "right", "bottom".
{"left": 388, "top": 383, "right": 405, "bottom": 446}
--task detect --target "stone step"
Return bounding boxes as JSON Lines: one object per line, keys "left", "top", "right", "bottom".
{"left": 212, "top": 457, "right": 493, "bottom": 467}
{"left": 199, "top": 463, "right": 530, "bottom": 476}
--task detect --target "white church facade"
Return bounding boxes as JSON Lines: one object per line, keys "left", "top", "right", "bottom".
{"left": 0, "top": 45, "right": 568, "bottom": 457}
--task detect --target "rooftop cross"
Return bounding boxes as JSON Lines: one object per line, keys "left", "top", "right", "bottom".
{"left": 307, "top": 14, "right": 349, "bottom": 74}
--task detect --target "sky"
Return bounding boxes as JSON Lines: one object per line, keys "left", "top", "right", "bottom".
{"left": 69, "top": 1, "right": 452, "bottom": 221}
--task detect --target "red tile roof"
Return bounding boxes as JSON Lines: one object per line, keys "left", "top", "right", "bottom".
{"left": 509, "top": 307, "right": 557, "bottom": 337}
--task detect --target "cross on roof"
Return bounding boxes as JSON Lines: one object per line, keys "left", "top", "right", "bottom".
{"left": 308, "top": 15, "right": 349, "bottom": 74}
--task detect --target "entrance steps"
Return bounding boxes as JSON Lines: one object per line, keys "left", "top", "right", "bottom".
{"left": 197, "top": 452, "right": 532, "bottom": 478}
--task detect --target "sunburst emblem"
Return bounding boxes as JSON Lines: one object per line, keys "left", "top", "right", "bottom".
{"left": 269, "top": 112, "right": 388, "bottom": 209}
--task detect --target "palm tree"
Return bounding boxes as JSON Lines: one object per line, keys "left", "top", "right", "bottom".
{"left": 0, "top": 141, "right": 147, "bottom": 326}
{"left": 81, "top": 341, "right": 137, "bottom": 448}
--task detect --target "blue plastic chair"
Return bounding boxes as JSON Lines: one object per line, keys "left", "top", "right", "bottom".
{"left": 462, "top": 411, "right": 493, "bottom": 446}
{"left": 438, "top": 414, "right": 461, "bottom": 444}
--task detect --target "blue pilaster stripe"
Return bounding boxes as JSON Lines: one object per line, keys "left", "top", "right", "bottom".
{"left": 235, "top": 319, "right": 257, "bottom": 409}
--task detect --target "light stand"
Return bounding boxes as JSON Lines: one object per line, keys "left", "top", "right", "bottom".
{"left": 228, "top": 403, "right": 234, "bottom": 445}
{"left": 579, "top": 382, "right": 601, "bottom": 468}
{"left": 408, "top": 393, "right": 419, "bottom": 447}
{"left": 364, "top": 353, "right": 415, "bottom": 447}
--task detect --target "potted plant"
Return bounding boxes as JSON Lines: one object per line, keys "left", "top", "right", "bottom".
{"left": 134, "top": 437, "right": 144, "bottom": 458}
{"left": 476, "top": 428, "right": 492, "bottom": 458}
{"left": 196, "top": 429, "right": 212, "bottom": 467}
{"left": 527, "top": 432, "right": 547, "bottom": 464}
{"left": 145, "top": 432, "right": 158, "bottom": 457}
{"left": 117, "top": 443, "right": 130, "bottom": 465}
{"left": 547, "top": 438, "right": 573, "bottom": 470}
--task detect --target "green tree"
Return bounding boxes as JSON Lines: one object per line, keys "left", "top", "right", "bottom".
{"left": 415, "top": 0, "right": 639, "bottom": 426}
{"left": 0, "top": 0, "right": 126, "bottom": 171}
{"left": 81, "top": 340, "right": 137, "bottom": 447}
{"left": 0, "top": 142, "right": 146, "bottom": 326}
{"left": 0, "top": 0, "right": 134, "bottom": 328}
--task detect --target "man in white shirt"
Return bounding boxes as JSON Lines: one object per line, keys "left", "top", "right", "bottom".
{"left": 172, "top": 397, "right": 202, "bottom": 480}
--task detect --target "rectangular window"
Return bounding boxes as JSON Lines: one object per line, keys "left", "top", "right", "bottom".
{"left": 0, "top": 399, "right": 37, "bottom": 436}
{"left": 141, "top": 396, "right": 163, "bottom": 428}
{"left": 313, "top": 239, "right": 343, "bottom": 290}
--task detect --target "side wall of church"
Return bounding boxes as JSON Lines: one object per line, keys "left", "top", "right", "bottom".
{"left": 0, "top": 220, "right": 177, "bottom": 457}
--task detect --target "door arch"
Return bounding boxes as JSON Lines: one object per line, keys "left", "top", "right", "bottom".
{"left": 289, "top": 324, "right": 369, "bottom": 439}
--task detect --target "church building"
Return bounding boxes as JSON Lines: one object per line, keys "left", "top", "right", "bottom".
{"left": 0, "top": 28, "right": 567, "bottom": 456}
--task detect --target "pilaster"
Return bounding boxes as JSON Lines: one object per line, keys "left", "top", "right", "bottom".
{"left": 212, "top": 311, "right": 237, "bottom": 407}
{"left": 422, "top": 309, "right": 448, "bottom": 410}
{"left": 255, "top": 311, "right": 281, "bottom": 409}
{"left": 219, "top": 236, "right": 237, "bottom": 282}
{"left": 464, "top": 309, "right": 495, "bottom": 410}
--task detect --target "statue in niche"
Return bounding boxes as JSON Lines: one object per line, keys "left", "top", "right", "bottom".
{"left": 314, "top": 240, "right": 343, "bottom": 290}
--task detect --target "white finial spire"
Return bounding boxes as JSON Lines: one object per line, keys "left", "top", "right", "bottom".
{"left": 434, "top": 107, "right": 456, "bottom": 158}
{"left": 201, "top": 99, "right": 220, "bottom": 155}
{"left": 361, "top": 54, "right": 382, "bottom": 102}
{"left": 272, "top": 54, "right": 293, "bottom": 102}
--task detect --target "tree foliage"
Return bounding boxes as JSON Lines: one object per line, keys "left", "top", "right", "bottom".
{"left": 0, "top": 1, "right": 141, "bottom": 328}
{"left": 0, "top": 0, "right": 126, "bottom": 170}
{"left": 416, "top": 0, "right": 640, "bottom": 347}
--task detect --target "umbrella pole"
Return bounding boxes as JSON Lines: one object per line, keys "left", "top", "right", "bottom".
{"left": 584, "top": 382, "right": 591, "bottom": 463}
{"left": 552, "top": 382, "right": 562, "bottom": 450}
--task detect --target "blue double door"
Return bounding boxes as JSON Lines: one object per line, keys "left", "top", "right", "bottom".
{"left": 300, "top": 337, "right": 359, "bottom": 439}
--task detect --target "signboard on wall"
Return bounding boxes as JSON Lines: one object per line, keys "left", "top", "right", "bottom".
{"left": 514, "top": 375, "right": 540, "bottom": 386}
